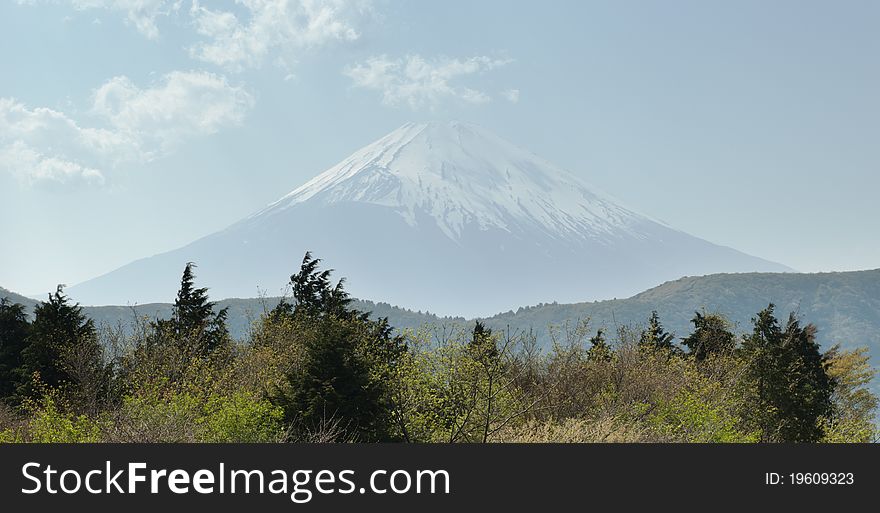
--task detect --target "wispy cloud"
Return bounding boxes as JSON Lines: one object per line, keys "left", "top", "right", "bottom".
{"left": 93, "top": 70, "right": 254, "bottom": 154}
{"left": 18, "top": 1, "right": 371, "bottom": 67}
{"left": 501, "top": 88, "right": 520, "bottom": 104}
{"left": 344, "top": 54, "right": 514, "bottom": 109}
{"left": 17, "top": 0, "right": 183, "bottom": 40}
{"left": 188, "top": 0, "right": 372, "bottom": 71}
{"left": 0, "top": 71, "right": 253, "bottom": 186}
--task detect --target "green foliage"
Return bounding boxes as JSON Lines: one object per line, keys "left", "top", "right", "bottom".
{"left": 2, "top": 256, "right": 874, "bottom": 444}
{"left": 199, "top": 392, "right": 285, "bottom": 443}
{"left": 821, "top": 346, "right": 878, "bottom": 443}
{"left": 25, "top": 392, "right": 102, "bottom": 443}
{"left": 648, "top": 387, "right": 758, "bottom": 443}
{"left": 17, "top": 286, "right": 103, "bottom": 404}
{"left": 587, "top": 328, "right": 613, "bottom": 362}
{"left": 681, "top": 311, "right": 735, "bottom": 362}
{"left": 155, "top": 263, "right": 229, "bottom": 357}
{"left": 267, "top": 253, "right": 404, "bottom": 442}
{"left": 638, "top": 311, "right": 679, "bottom": 354}
{"left": 288, "top": 251, "right": 352, "bottom": 318}
{"left": 740, "top": 305, "right": 834, "bottom": 442}
{"left": 0, "top": 298, "right": 29, "bottom": 399}
{"left": 272, "top": 315, "right": 389, "bottom": 441}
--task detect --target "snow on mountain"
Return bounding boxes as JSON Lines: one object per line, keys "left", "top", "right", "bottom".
{"left": 258, "top": 121, "right": 647, "bottom": 241}
{"left": 67, "top": 121, "right": 792, "bottom": 316}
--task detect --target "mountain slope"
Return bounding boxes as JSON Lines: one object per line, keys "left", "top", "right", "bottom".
{"left": 66, "top": 121, "right": 790, "bottom": 316}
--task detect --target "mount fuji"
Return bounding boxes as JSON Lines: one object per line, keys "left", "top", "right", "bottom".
{"left": 68, "top": 121, "right": 791, "bottom": 316}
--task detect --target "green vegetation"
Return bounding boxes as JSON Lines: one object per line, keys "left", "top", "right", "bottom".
{"left": 0, "top": 255, "right": 876, "bottom": 443}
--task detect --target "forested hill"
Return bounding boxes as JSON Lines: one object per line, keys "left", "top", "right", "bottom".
{"left": 484, "top": 270, "right": 880, "bottom": 352}
{"left": 4, "top": 269, "right": 880, "bottom": 358}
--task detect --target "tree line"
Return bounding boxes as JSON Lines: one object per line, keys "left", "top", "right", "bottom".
{"left": 0, "top": 253, "right": 876, "bottom": 443}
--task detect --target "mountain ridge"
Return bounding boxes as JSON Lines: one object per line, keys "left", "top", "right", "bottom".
{"left": 8, "top": 268, "right": 879, "bottom": 354}
{"left": 65, "top": 121, "right": 790, "bottom": 315}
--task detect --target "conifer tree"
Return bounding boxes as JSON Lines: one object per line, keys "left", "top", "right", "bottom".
{"left": 161, "top": 263, "right": 229, "bottom": 355}
{"left": 776, "top": 314, "right": 833, "bottom": 442}
{"left": 469, "top": 321, "right": 499, "bottom": 363}
{"left": 17, "top": 286, "right": 99, "bottom": 399}
{"left": 587, "top": 328, "right": 613, "bottom": 362}
{"left": 288, "top": 252, "right": 351, "bottom": 318}
{"left": 270, "top": 252, "right": 404, "bottom": 441}
{"left": 0, "top": 298, "right": 30, "bottom": 400}
{"left": 740, "top": 304, "right": 785, "bottom": 441}
{"left": 681, "top": 311, "right": 736, "bottom": 361}
{"left": 639, "top": 311, "right": 678, "bottom": 353}
{"left": 740, "top": 304, "right": 834, "bottom": 442}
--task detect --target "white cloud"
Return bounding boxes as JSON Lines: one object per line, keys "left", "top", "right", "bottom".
{"left": 93, "top": 70, "right": 254, "bottom": 154}
{"left": 344, "top": 54, "right": 514, "bottom": 109}
{"left": 17, "top": 1, "right": 372, "bottom": 71}
{"left": 0, "top": 141, "right": 106, "bottom": 187}
{"left": 502, "top": 88, "right": 520, "bottom": 104}
{"left": 189, "top": 0, "right": 371, "bottom": 71}
{"left": 0, "top": 71, "right": 253, "bottom": 186}
{"left": 17, "top": 1, "right": 182, "bottom": 39}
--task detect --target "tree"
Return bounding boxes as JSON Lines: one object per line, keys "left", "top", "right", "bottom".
{"left": 274, "top": 316, "right": 388, "bottom": 441}
{"left": 739, "top": 304, "right": 833, "bottom": 442}
{"left": 469, "top": 321, "right": 499, "bottom": 362}
{"left": 0, "top": 298, "right": 30, "bottom": 400}
{"left": 288, "top": 252, "right": 351, "bottom": 319}
{"left": 269, "top": 252, "right": 405, "bottom": 442}
{"left": 159, "top": 263, "right": 229, "bottom": 356}
{"left": 681, "top": 311, "right": 736, "bottom": 362}
{"left": 639, "top": 311, "right": 678, "bottom": 354}
{"left": 821, "top": 345, "right": 878, "bottom": 442}
{"left": 17, "top": 286, "right": 101, "bottom": 401}
{"left": 587, "top": 328, "right": 613, "bottom": 362}
{"left": 775, "top": 315, "right": 833, "bottom": 442}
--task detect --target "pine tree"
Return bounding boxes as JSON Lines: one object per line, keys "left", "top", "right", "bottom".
{"left": 776, "top": 314, "right": 833, "bottom": 442}
{"left": 740, "top": 304, "right": 834, "bottom": 442}
{"left": 0, "top": 298, "right": 30, "bottom": 400}
{"left": 469, "top": 321, "right": 499, "bottom": 363}
{"left": 681, "top": 311, "right": 736, "bottom": 361}
{"left": 159, "top": 262, "right": 229, "bottom": 356}
{"left": 288, "top": 251, "right": 351, "bottom": 318}
{"left": 587, "top": 328, "right": 613, "bottom": 362}
{"left": 740, "top": 304, "right": 785, "bottom": 441}
{"left": 276, "top": 315, "right": 387, "bottom": 441}
{"left": 17, "top": 286, "right": 99, "bottom": 399}
{"left": 639, "top": 311, "right": 678, "bottom": 353}
{"left": 270, "top": 252, "right": 404, "bottom": 441}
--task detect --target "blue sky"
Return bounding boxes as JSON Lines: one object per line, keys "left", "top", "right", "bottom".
{"left": 1, "top": 0, "right": 878, "bottom": 296}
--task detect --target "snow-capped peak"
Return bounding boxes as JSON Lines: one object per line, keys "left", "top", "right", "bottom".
{"left": 259, "top": 121, "right": 652, "bottom": 241}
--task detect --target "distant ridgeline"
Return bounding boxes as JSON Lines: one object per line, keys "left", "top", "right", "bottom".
{"left": 4, "top": 269, "right": 879, "bottom": 366}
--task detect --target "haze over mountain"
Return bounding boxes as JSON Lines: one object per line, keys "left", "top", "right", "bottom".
{"left": 7, "top": 269, "right": 879, "bottom": 363}
{"left": 67, "top": 122, "right": 790, "bottom": 316}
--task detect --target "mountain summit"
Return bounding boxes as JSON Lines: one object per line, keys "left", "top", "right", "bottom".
{"left": 259, "top": 121, "right": 648, "bottom": 242}
{"left": 69, "top": 121, "right": 790, "bottom": 315}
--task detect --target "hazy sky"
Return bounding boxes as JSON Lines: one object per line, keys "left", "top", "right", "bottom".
{"left": 1, "top": 0, "right": 878, "bottom": 296}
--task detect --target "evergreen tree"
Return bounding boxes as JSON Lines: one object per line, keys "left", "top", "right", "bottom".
{"left": 17, "top": 286, "right": 99, "bottom": 399}
{"left": 469, "top": 321, "right": 499, "bottom": 363}
{"left": 159, "top": 263, "right": 229, "bottom": 356}
{"left": 681, "top": 311, "right": 736, "bottom": 361}
{"left": 276, "top": 315, "right": 387, "bottom": 440}
{"left": 0, "top": 298, "right": 30, "bottom": 400}
{"left": 740, "top": 304, "right": 785, "bottom": 441}
{"left": 587, "top": 328, "right": 613, "bottom": 362}
{"left": 776, "top": 314, "right": 833, "bottom": 442}
{"left": 270, "top": 252, "right": 405, "bottom": 441}
{"left": 288, "top": 251, "right": 351, "bottom": 318}
{"left": 740, "top": 304, "right": 833, "bottom": 442}
{"left": 639, "top": 311, "right": 678, "bottom": 353}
